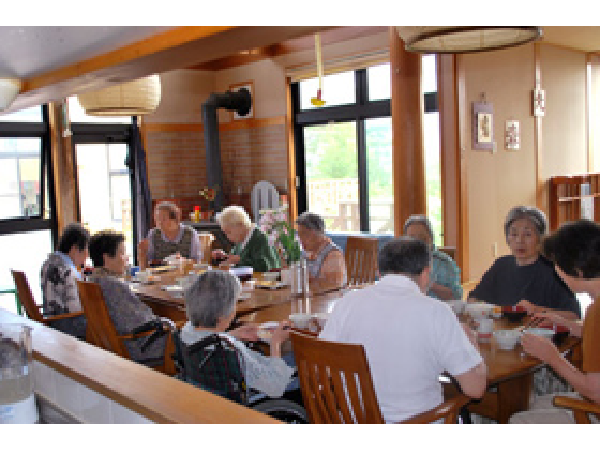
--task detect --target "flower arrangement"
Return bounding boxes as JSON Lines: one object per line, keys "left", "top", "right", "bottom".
{"left": 258, "top": 204, "right": 301, "bottom": 266}
{"left": 199, "top": 185, "right": 218, "bottom": 202}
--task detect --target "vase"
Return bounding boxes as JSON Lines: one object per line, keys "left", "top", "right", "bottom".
{"left": 289, "top": 260, "right": 309, "bottom": 296}
{"left": 280, "top": 268, "right": 291, "bottom": 286}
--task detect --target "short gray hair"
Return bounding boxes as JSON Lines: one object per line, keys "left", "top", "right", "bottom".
{"left": 296, "top": 212, "right": 325, "bottom": 234}
{"left": 217, "top": 205, "right": 252, "bottom": 229}
{"left": 504, "top": 206, "right": 547, "bottom": 242}
{"left": 378, "top": 237, "right": 431, "bottom": 276}
{"left": 184, "top": 270, "right": 241, "bottom": 328}
{"left": 403, "top": 214, "right": 434, "bottom": 242}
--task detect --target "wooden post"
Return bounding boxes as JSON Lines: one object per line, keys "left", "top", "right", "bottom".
{"left": 389, "top": 27, "right": 426, "bottom": 236}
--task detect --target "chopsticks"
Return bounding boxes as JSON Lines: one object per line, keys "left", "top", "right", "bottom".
{"left": 519, "top": 315, "right": 545, "bottom": 332}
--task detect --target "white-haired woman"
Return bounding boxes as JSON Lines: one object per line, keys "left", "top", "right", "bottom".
{"left": 212, "top": 205, "right": 280, "bottom": 272}
{"left": 181, "top": 270, "right": 294, "bottom": 398}
{"left": 468, "top": 206, "right": 580, "bottom": 319}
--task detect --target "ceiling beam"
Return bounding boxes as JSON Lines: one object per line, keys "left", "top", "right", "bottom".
{"left": 9, "top": 26, "right": 331, "bottom": 113}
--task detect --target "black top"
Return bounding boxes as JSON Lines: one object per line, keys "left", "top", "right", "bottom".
{"left": 469, "top": 255, "right": 581, "bottom": 318}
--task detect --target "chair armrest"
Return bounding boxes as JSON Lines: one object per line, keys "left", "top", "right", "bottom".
{"left": 42, "top": 311, "right": 85, "bottom": 323}
{"left": 118, "top": 330, "right": 156, "bottom": 341}
{"left": 553, "top": 395, "right": 600, "bottom": 423}
{"left": 400, "top": 394, "right": 470, "bottom": 424}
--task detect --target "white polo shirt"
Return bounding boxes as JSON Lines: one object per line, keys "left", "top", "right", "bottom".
{"left": 319, "top": 274, "right": 482, "bottom": 423}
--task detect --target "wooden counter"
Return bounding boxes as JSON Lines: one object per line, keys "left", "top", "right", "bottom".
{"left": 0, "top": 309, "right": 278, "bottom": 424}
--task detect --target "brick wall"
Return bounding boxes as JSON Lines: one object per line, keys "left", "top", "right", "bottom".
{"left": 143, "top": 118, "right": 288, "bottom": 215}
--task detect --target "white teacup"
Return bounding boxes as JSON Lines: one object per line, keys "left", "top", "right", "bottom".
{"left": 494, "top": 329, "right": 521, "bottom": 350}
{"left": 477, "top": 318, "right": 494, "bottom": 342}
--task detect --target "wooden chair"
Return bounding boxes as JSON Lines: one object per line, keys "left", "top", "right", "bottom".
{"left": 290, "top": 331, "right": 469, "bottom": 424}
{"left": 198, "top": 232, "right": 215, "bottom": 264}
{"left": 11, "top": 270, "right": 84, "bottom": 325}
{"left": 76, "top": 280, "right": 175, "bottom": 375}
{"left": 344, "top": 235, "right": 379, "bottom": 286}
{"left": 553, "top": 396, "right": 600, "bottom": 424}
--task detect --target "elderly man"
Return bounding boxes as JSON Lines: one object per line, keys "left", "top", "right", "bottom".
{"left": 510, "top": 219, "right": 600, "bottom": 423}
{"left": 296, "top": 211, "right": 347, "bottom": 291}
{"left": 319, "top": 237, "right": 487, "bottom": 423}
{"left": 403, "top": 214, "right": 462, "bottom": 300}
{"left": 138, "top": 201, "right": 203, "bottom": 269}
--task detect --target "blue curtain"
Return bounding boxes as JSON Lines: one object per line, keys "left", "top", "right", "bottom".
{"left": 126, "top": 117, "right": 152, "bottom": 252}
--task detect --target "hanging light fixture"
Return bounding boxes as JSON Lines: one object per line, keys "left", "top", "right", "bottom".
{"left": 396, "top": 27, "right": 542, "bottom": 54}
{"left": 0, "top": 78, "right": 22, "bottom": 111}
{"left": 77, "top": 74, "right": 161, "bottom": 116}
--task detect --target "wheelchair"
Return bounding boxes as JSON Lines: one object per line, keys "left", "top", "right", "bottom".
{"left": 172, "top": 330, "right": 308, "bottom": 423}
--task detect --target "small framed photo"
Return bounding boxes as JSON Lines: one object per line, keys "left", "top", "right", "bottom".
{"left": 533, "top": 87, "right": 545, "bottom": 117}
{"left": 472, "top": 102, "right": 494, "bottom": 151}
{"left": 229, "top": 81, "right": 254, "bottom": 120}
{"left": 505, "top": 120, "right": 520, "bottom": 150}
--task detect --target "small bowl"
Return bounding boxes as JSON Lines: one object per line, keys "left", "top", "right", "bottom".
{"left": 262, "top": 272, "right": 280, "bottom": 282}
{"left": 289, "top": 313, "right": 312, "bottom": 329}
{"left": 522, "top": 328, "right": 555, "bottom": 339}
{"left": 493, "top": 329, "right": 521, "bottom": 350}
{"left": 465, "top": 303, "right": 495, "bottom": 320}
{"left": 502, "top": 305, "right": 528, "bottom": 323}
{"left": 446, "top": 300, "right": 465, "bottom": 315}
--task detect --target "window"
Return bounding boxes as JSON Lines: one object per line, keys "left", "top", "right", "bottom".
{"left": 68, "top": 97, "right": 135, "bottom": 260}
{"left": 294, "top": 65, "right": 392, "bottom": 234}
{"left": 0, "top": 105, "right": 56, "bottom": 313}
{"left": 294, "top": 59, "right": 440, "bottom": 238}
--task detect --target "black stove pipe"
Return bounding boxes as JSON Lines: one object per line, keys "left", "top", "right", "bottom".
{"left": 202, "top": 88, "right": 252, "bottom": 212}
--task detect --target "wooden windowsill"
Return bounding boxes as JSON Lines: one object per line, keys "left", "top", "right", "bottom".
{"left": 0, "top": 309, "right": 278, "bottom": 424}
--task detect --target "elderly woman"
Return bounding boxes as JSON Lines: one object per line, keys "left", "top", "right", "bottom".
{"left": 212, "top": 205, "right": 279, "bottom": 272}
{"left": 295, "top": 212, "right": 347, "bottom": 291}
{"left": 40, "top": 222, "right": 90, "bottom": 339}
{"left": 510, "top": 219, "right": 600, "bottom": 423}
{"left": 89, "top": 230, "right": 171, "bottom": 365}
{"left": 138, "top": 201, "right": 202, "bottom": 270}
{"left": 468, "top": 206, "right": 580, "bottom": 319}
{"left": 403, "top": 214, "right": 462, "bottom": 300}
{"left": 180, "top": 270, "right": 294, "bottom": 398}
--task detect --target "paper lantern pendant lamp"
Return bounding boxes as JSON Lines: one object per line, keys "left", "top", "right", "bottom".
{"left": 77, "top": 74, "right": 161, "bottom": 116}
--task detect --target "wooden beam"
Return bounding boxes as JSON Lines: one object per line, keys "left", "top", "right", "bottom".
{"left": 534, "top": 43, "right": 545, "bottom": 212}
{"left": 456, "top": 55, "right": 470, "bottom": 282}
{"left": 285, "top": 77, "right": 298, "bottom": 223}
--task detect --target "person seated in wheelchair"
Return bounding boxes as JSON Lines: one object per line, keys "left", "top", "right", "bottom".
{"left": 178, "top": 270, "right": 295, "bottom": 400}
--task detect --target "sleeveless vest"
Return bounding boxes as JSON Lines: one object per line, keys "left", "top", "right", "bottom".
{"left": 151, "top": 226, "right": 193, "bottom": 261}
{"left": 305, "top": 241, "right": 342, "bottom": 278}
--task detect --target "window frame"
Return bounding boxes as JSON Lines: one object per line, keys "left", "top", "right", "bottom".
{"left": 293, "top": 68, "right": 391, "bottom": 232}
{"left": 0, "top": 105, "right": 57, "bottom": 241}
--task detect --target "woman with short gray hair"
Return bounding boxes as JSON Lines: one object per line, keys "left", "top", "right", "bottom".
{"left": 469, "top": 205, "right": 580, "bottom": 319}
{"left": 296, "top": 211, "right": 347, "bottom": 291}
{"left": 180, "top": 270, "right": 294, "bottom": 398}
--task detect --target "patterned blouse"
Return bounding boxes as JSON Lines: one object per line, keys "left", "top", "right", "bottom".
{"left": 40, "top": 252, "right": 87, "bottom": 339}
{"left": 428, "top": 248, "right": 463, "bottom": 300}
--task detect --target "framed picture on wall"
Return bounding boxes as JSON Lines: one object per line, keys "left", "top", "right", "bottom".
{"left": 472, "top": 101, "right": 494, "bottom": 151}
{"left": 505, "top": 120, "right": 520, "bottom": 150}
{"left": 229, "top": 81, "right": 254, "bottom": 120}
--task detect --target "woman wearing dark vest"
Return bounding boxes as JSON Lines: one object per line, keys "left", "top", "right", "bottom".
{"left": 138, "top": 201, "right": 202, "bottom": 270}
{"left": 212, "top": 205, "right": 279, "bottom": 272}
{"left": 296, "top": 212, "right": 347, "bottom": 292}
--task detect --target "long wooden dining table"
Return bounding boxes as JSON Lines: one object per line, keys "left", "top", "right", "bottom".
{"left": 130, "top": 268, "right": 581, "bottom": 424}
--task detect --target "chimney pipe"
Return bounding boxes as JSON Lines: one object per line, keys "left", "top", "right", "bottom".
{"left": 202, "top": 88, "right": 252, "bottom": 212}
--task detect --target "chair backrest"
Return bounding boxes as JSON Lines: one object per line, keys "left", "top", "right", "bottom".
{"left": 11, "top": 270, "right": 44, "bottom": 323}
{"left": 344, "top": 236, "right": 379, "bottom": 285}
{"left": 173, "top": 331, "right": 247, "bottom": 405}
{"left": 290, "top": 331, "right": 384, "bottom": 424}
{"left": 250, "top": 180, "right": 279, "bottom": 223}
{"left": 438, "top": 246, "right": 456, "bottom": 260}
{"left": 198, "top": 233, "right": 215, "bottom": 264}
{"left": 76, "top": 280, "right": 130, "bottom": 358}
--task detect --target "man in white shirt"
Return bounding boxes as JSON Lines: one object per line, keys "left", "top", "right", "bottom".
{"left": 319, "top": 237, "right": 487, "bottom": 423}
